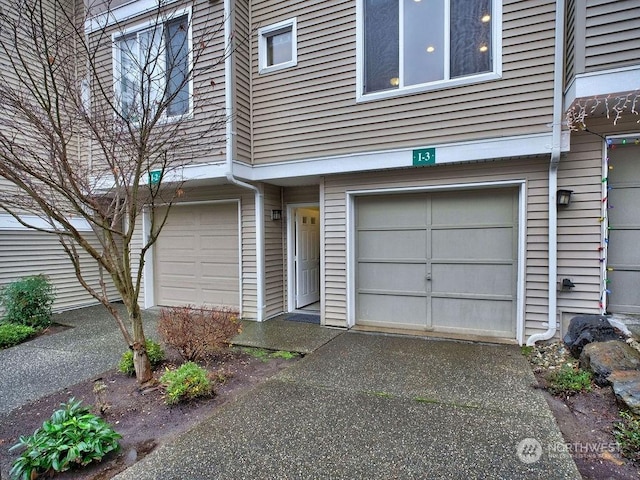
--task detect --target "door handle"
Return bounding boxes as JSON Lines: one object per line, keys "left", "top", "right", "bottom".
{"left": 426, "top": 273, "right": 432, "bottom": 281}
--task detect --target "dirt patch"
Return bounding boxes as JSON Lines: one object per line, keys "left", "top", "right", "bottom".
{"left": 528, "top": 343, "right": 640, "bottom": 479}
{"left": 0, "top": 349, "right": 298, "bottom": 479}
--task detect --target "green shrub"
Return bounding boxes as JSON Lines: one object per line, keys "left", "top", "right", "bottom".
{"left": 158, "top": 305, "right": 241, "bottom": 362}
{"left": 614, "top": 410, "right": 640, "bottom": 461}
{"left": 9, "top": 398, "right": 121, "bottom": 480}
{"left": 160, "top": 361, "right": 212, "bottom": 405}
{"left": 0, "top": 275, "right": 55, "bottom": 329}
{"left": 545, "top": 364, "right": 592, "bottom": 396}
{"left": 117, "top": 339, "right": 165, "bottom": 376}
{"left": 0, "top": 323, "right": 36, "bottom": 349}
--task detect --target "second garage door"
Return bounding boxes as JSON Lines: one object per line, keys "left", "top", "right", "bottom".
{"left": 355, "top": 188, "right": 518, "bottom": 339}
{"left": 154, "top": 203, "right": 240, "bottom": 308}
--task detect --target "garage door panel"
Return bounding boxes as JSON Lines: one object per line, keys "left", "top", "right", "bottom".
{"left": 357, "top": 195, "right": 427, "bottom": 228}
{"left": 432, "top": 264, "right": 514, "bottom": 295}
{"left": 358, "top": 293, "right": 427, "bottom": 328}
{"left": 608, "top": 231, "right": 640, "bottom": 265}
{"left": 155, "top": 203, "right": 240, "bottom": 308}
{"left": 359, "top": 263, "right": 426, "bottom": 292}
{"left": 610, "top": 188, "right": 640, "bottom": 225}
{"left": 431, "top": 190, "right": 515, "bottom": 225}
{"left": 358, "top": 230, "right": 427, "bottom": 260}
{"left": 432, "top": 227, "right": 514, "bottom": 260}
{"left": 608, "top": 271, "right": 640, "bottom": 312}
{"left": 431, "top": 297, "right": 514, "bottom": 336}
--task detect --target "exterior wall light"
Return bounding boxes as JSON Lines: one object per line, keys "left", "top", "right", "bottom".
{"left": 557, "top": 189, "right": 573, "bottom": 207}
{"left": 271, "top": 209, "right": 282, "bottom": 221}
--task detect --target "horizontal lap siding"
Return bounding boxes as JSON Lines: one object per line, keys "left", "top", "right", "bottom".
{"left": 250, "top": 0, "right": 556, "bottom": 165}
{"left": 323, "top": 159, "right": 551, "bottom": 335}
{"left": 0, "top": 230, "right": 120, "bottom": 312}
{"left": 234, "top": 0, "right": 252, "bottom": 163}
{"left": 264, "top": 184, "right": 284, "bottom": 318}
{"left": 584, "top": 0, "right": 640, "bottom": 72}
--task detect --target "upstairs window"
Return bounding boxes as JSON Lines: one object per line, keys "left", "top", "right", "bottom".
{"left": 359, "top": 0, "right": 499, "bottom": 99}
{"left": 115, "top": 13, "right": 191, "bottom": 121}
{"left": 258, "top": 18, "right": 297, "bottom": 74}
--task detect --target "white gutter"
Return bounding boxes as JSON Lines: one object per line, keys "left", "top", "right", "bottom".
{"left": 526, "top": 0, "right": 566, "bottom": 345}
{"left": 223, "top": 0, "right": 265, "bottom": 322}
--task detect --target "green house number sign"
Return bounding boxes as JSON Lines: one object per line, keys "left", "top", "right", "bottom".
{"left": 412, "top": 148, "right": 436, "bottom": 166}
{"left": 149, "top": 170, "right": 162, "bottom": 185}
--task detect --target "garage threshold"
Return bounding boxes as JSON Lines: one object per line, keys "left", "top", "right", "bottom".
{"left": 350, "top": 324, "right": 519, "bottom": 346}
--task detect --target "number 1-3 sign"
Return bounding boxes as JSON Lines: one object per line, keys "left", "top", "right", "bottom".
{"left": 149, "top": 170, "right": 162, "bottom": 185}
{"left": 412, "top": 148, "right": 436, "bottom": 167}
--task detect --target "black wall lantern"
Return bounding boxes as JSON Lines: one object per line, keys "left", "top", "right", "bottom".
{"left": 557, "top": 189, "right": 573, "bottom": 207}
{"left": 271, "top": 209, "right": 282, "bottom": 221}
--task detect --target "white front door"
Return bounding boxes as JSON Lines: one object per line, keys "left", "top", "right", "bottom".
{"left": 295, "top": 208, "right": 320, "bottom": 308}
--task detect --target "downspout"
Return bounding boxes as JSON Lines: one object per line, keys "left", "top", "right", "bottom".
{"left": 223, "top": 0, "right": 266, "bottom": 322}
{"left": 526, "top": 0, "right": 566, "bottom": 345}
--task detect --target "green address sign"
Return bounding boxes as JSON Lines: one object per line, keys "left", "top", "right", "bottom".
{"left": 412, "top": 148, "right": 436, "bottom": 166}
{"left": 149, "top": 170, "right": 162, "bottom": 185}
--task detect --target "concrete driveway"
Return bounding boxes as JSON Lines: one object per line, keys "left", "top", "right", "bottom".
{"left": 113, "top": 331, "right": 580, "bottom": 479}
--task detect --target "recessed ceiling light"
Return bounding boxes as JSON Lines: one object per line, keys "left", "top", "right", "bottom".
{"left": 390, "top": 77, "right": 399, "bottom": 86}
{"left": 481, "top": 14, "right": 491, "bottom": 22}
{"left": 426, "top": 46, "right": 435, "bottom": 53}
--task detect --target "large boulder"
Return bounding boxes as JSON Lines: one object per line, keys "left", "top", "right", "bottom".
{"left": 563, "top": 315, "right": 621, "bottom": 357}
{"left": 580, "top": 340, "right": 640, "bottom": 386}
{"left": 608, "top": 370, "right": 640, "bottom": 415}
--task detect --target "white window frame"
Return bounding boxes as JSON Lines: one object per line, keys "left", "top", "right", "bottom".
{"left": 258, "top": 17, "right": 297, "bottom": 74}
{"left": 112, "top": 7, "right": 193, "bottom": 121}
{"left": 355, "top": 0, "right": 502, "bottom": 102}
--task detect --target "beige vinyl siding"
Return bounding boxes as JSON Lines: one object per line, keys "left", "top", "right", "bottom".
{"left": 87, "top": 0, "right": 228, "bottom": 169}
{"left": 0, "top": 230, "right": 120, "bottom": 312}
{"left": 250, "top": 0, "right": 556, "bottom": 165}
{"left": 584, "top": 0, "right": 640, "bottom": 72}
{"left": 263, "top": 184, "right": 284, "bottom": 318}
{"left": 233, "top": 0, "right": 252, "bottom": 163}
{"left": 564, "top": 0, "right": 578, "bottom": 85}
{"left": 323, "top": 159, "right": 554, "bottom": 336}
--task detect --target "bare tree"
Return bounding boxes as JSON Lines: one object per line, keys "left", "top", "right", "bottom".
{"left": 0, "top": 0, "right": 232, "bottom": 383}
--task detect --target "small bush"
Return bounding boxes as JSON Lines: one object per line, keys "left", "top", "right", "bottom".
{"left": 160, "top": 361, "right": 212, "bottom": 405}
{"left": 0, "top": 323, "right": 36, "bottom": 349}
{"left": 614, "top": 410, "right": 640, "bottom": 461}
{"left": 546, "top": 364, "right": 592, "bottom": 396}
{"left": 0, "top": 275, "right": 55, "bottom": 329}
{"left": 9, "top": 398, "right": 121, "bottom": 480}
{"left": 158, "top": 305, "right": 242, "bottom": 362}
{"left": 117, "top": 339, "right": 165, "bottom": 376}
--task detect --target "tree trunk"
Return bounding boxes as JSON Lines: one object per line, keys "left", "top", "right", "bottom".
{"left": 130, "top": 303, "right": 152, "bottom": 384}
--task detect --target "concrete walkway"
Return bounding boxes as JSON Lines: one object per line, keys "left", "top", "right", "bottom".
{"left": 0, "top": 304, "right": 159, "bottom": 416}
{"left": 115, "top": 331, "right": 580, "bottom": 479}
{"left": 0, "top": 306, "right": 580, "bottom": 478}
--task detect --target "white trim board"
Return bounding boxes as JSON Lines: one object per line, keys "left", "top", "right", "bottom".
{"left": 0, "top": 213, "right": 93, "bottom": 232}
{"left": 232, "top": 132, "right": 570, "bottom": 183}
{"left": 564, "top": 65, "right": 640, "bottom": 110}
{"left": 85, "top": 0, "right": 181, "bottom": 34}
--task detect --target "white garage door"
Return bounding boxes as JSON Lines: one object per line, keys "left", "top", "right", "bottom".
{"left": 607, "top": 145, "right": 640, "bottom": 314}
{"left": 356, "top": 188, "right": 518, "bottom": 339}
{"left": 154, "top": 203, "right": 239, "bottom": 308}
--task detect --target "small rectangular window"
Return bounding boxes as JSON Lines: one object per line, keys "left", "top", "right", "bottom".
{"left": 258, "top": 18, "right": 297, "bottom": 74}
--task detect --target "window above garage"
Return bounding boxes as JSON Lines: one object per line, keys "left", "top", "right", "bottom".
{"left": 356, "top": 0, "right": 502, "bottom": 102}
{"left": 258, "top": 18, "right": 298, "bottom": 74}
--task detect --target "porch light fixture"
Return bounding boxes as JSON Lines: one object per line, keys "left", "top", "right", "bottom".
{"left": 271, "top": 209, "right": 282, "bottom": 221}
{"left": 557, "top": 189, "right": 573, "bottom": 207}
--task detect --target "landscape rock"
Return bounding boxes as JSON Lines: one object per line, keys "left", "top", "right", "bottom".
{"left": 563, "top": 315, "right": 621, "bottom": 357}
{"left": 608, "top": 370, "right": 640, "bottom": 415}
{"left": 579, "top": 340, "right": 640, "bottom": 386}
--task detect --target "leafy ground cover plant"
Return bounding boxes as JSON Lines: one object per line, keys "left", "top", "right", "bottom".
{"left": 0, "top": 323, "right": 36, "bottom": 349}
{"left": 545, "top": 364, "right": 592, "bottom": 396}
{"left": 0, "top": 275, "right": 55, "bottom": 329}
{"left": 614, "top": 410, "right": 640, "bottom": 462}
{"left": 158, "top": 305, "right": 241, "bottom": 361}
{"left": 160, "top": 361, "right": 212, "bottom": 405}
{"left": 9, "top": 398, "right": 121, "bottom": 479}
{"left": 235, "top": 346, "right": 300, "bottom": 362}
{"left": 118, "top": 340, "right": 165, "bottom": 376}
